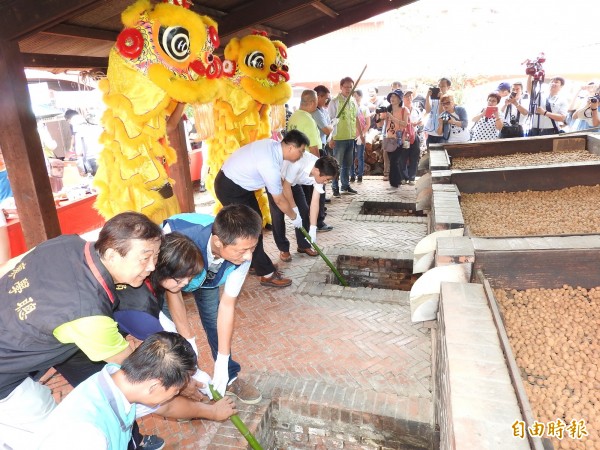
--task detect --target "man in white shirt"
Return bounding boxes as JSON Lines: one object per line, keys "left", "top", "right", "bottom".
{"left": 269, "top": 155, "right": 338, "bottom": 262}
{"left": 528, "top": 76, "right": 568, "bottom": 136}
{"left": 214, "top": 129, "right": 309, "bottom": 288}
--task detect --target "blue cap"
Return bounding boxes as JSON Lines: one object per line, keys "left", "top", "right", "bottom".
{"left": 497, "top": 82, "right": 511, "bottom": 92}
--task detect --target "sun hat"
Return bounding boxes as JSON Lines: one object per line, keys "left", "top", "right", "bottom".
{"left": 386, "top": 89, "right": 404, "bottom": 103}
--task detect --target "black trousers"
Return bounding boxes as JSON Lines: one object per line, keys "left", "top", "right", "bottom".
{"left": 214, "top": 170, "right": 275, "bottom": 276}
{"left": 54, "top": 350, "right": 143, "bottom": 449}
{"left": 267, "top": 186, "right": 311, "bottom": 252}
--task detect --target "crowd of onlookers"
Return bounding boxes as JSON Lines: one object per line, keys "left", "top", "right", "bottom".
{"left": 327, "top": 76, "right": 600, "bottom": 187}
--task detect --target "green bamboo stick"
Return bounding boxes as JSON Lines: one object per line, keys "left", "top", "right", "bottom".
{"left": 209, "top": 384, "right": 264, "bottom": 450}
{"left": 299, "top": 227, "right": 348, "bottom": 286}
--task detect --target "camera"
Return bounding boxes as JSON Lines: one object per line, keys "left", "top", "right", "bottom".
{"left": 523, "top": 52, "right": 546, "bottom": 82}
{"left": 590, "top": 95, "right": 600, "bottom": 104}
{"left": 430, "top": 86, "right": 441, "bottom": 99}
{"left": 376, "top": 106, "right": 388, "bottom": 114}
{"left": 440, "top": 112, "right": 450, "bottom": 121}
{"left": 510, "top": 92, "right": 517, "bottom": 98}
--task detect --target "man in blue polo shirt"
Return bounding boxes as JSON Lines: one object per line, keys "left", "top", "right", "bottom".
{"left": 162, "top": 205, "right": 264, "bottom": 405}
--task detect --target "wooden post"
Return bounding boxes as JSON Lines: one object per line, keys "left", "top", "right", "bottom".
{"left": 167, "top": 119, "right": 195, "bottom": 213}
{"left": 0, "top": 39, "right": 61, "bottom": 249}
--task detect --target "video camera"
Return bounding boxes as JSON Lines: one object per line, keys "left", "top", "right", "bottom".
{"left": 524, "top": 52, "right": 546, "bottom": 82}
{"left": 429, "top": 86, "right": 441, "bottom": 99}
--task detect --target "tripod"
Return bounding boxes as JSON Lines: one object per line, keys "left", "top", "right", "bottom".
{"left": 526, "top": 77, "right": 544, "bottom": 135}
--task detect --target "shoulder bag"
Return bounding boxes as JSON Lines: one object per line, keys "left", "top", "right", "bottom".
{"left": 499, "top": 105, "right": 524, "bottom": 139}
{"left": 382, "top": 118, "right": 398, "bottom": 152}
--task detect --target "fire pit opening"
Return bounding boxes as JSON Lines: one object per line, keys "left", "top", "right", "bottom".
{"left": 257, "top": 400, "right": 434, "bottom": 450}
{"left": 327, "top": 255, "right": 420, "bottom": 290}
{"left": 360, "top": 201, "right": 425, "bottom": 217}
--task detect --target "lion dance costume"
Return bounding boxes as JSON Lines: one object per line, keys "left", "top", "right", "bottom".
{"left": 94, "top": 0, "right": 222, "bottom": 223}
{"left": 203, "top": 32, "right": 292, "bottom": 222}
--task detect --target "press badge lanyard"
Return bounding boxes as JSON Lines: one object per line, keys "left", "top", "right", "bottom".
{"left": 84, "top": 242, "right": 116, "bottom": 304}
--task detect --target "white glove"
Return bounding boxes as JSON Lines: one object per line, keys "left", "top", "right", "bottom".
{"left": 192, "top": 368, "right": 213, "bottom": 399}
{"left": 290, "top": 207, "right": 303, "bottom": 228}
{"left": 308, "top": 225, "right": 317, "bottom": 244}
{"left": 212, "top": 353, "right": 230, "bottom": 397}
{"left": 186, "top": 336, "right": 199, "bottom": 358}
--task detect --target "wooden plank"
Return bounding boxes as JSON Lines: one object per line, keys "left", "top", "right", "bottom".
{"left": 0, "top": 39, "right": 61, "bottom": 248}
{"left": 451, "top": 162, "right": 600, "bottom": 193}
{"left": 21, "top": 53, "right": 108, "bottom": 71}
{"left": 474, "top": 248, "right": 600, "bottom": 290}
{"left": 478, "top": 271, "right": 549, "bottom": 450}
{"left": 283, "top": 0, "right": 415, "bottom": 48}
{"left": 0, "top": 0, "right": 97, "bottom": 41}
{"left": 167, "top": 121, "right": 194, "bottom": 214}
{"left": 445, "top": 136, "right": 554, "bottom": 158}
{"left": 218, "top": 0, "right": 314, "bottom": 39}
{"left": 587, "top": 133, "right": 600, "bottom": 156}
{"left": 42, "top": 24, "right": 118, "bottom": 42}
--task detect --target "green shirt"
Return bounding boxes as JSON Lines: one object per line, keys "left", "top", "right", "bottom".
{"left": 329, "top": 94, "right": 357, "bottom": 141}
{"left": 287, "top": 110, "right": 321, "bottom": 149}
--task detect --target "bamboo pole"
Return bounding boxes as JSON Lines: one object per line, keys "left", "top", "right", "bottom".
{"left": 299, "top": 227, "right": 348, "bottom": 287}
{"left": 209, "top": 385, "right": 264, "bottom": 450}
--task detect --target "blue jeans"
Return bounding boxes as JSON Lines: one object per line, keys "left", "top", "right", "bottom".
{"left": 332, "top": 139, "right": 354, "bottom": 191}
{"left": 399, "top": 136, "right": 421, "bottom": 181}
{"left": 353, "top": 142, "right": 365, "bottom": 178}
{"left": 193, "top": 287, "right": 241, "bottom": 381}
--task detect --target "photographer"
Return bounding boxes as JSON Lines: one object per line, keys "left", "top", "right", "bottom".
{"left": 499, "top": 82, "right": 529, "bottom": 138}
{"left": 570, "top": 84, "right": 600, "bottom": 130}
{"left": 435, "top": 94, "right": 469, "bottom": 143}
{"left": 470, "top": 92, "right": 504, "bottom": 141}
{"left": 424, "top": 78, "right": 451, "bottom": 147}
{"left": 527, "top": 75, "right": 568, "bottom": 136}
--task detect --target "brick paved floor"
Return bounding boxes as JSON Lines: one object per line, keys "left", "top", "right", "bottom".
{"left": 43, "top": 176, "right": 434, "bottom": 448}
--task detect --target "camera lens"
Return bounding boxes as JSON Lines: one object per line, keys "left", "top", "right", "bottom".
{"left": 591, "top": 98, "right": 598, "bottom": 103}
{"left": 510, "top": 92, "right": 517, "bottom": 98}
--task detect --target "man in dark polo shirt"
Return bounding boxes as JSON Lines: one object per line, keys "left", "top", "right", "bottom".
{"left": 0, "top": 212, "right": 164, "bottom": 449}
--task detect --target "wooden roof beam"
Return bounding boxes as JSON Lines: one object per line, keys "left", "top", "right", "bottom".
{"left": 218, "top": 0, "right": 314, "bottom": 39}
{"left": 284, "top": 0, "right": 414, "bottom": 47}
{"left": 0, "top": 0, "right": 98, "bottom": 41}
{"left": 42, "top": 24, "right": 119, "bottom": 42}
{"left": 311, "top": 2, "right": 339, "bottom": 19}
{"left": 21, "top": 53, "right": 108, "bottom": 71}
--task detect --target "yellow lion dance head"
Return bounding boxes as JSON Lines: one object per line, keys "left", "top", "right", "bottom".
{"left": 113, "top": 0, "right": 222, "bottom": 104}
{"left": 222, "top": 31, "right": 292, "bottom": 105}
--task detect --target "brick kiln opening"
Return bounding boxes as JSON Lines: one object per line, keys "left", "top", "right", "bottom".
{"left": 258, "top": 401, "right": 434, "bottom": 450}
{"left": 327, "top": 255, "right": 420, "bottom": 290}
{"left": 360, "top": 201, "right": 426, "bottom": 217}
